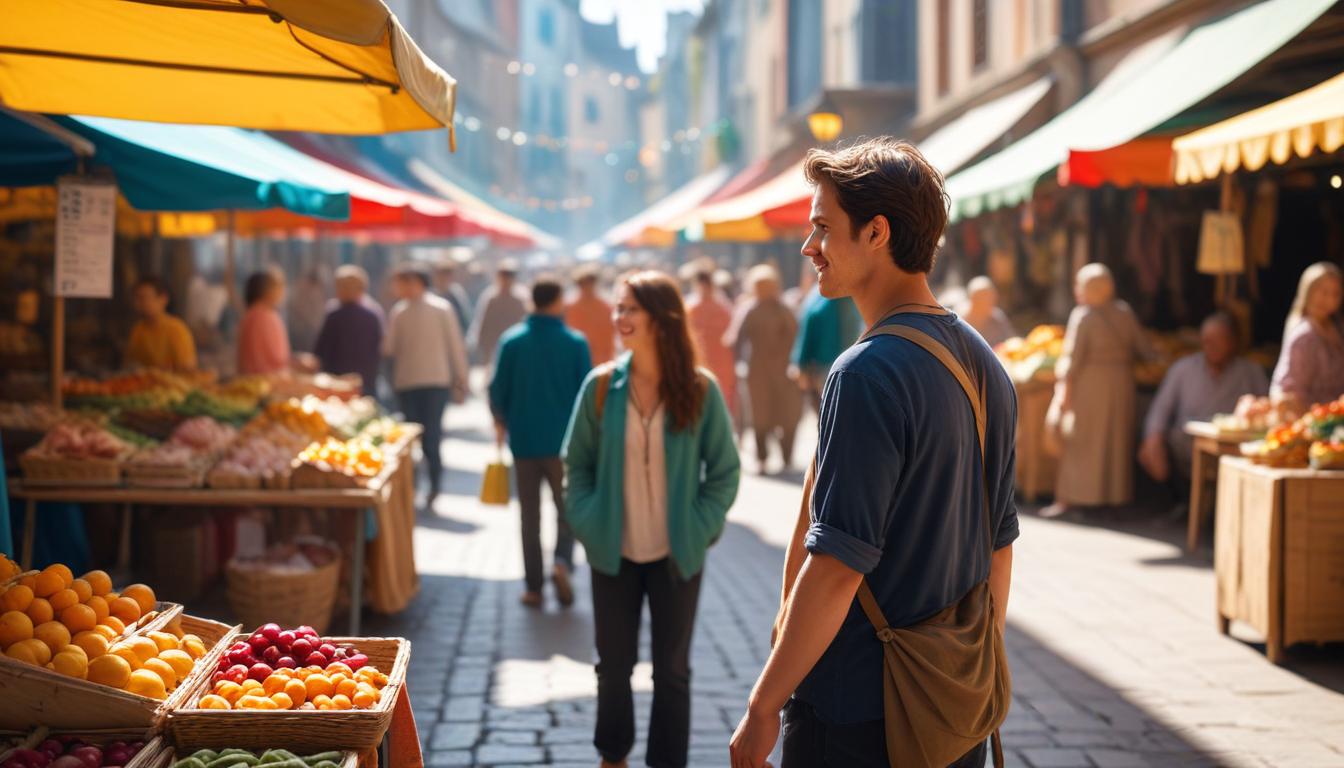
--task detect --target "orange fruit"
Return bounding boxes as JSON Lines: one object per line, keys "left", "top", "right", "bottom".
{"left": 198, "top": 694, "right": 231, "bottom": 710}
{"left": 0, "top": 610, "right": 34, "bottom": 648}
{"left": 93, "top": 624, "right": 119, "bottom": 642}
{"left": 234, "top": 694, "right": 265, "bottom": 709}
{"left": 270, "top": 691, "right": 294, "bottom": 710}
{"left": 12, "top": 638, "right": 51, "bottom": 665}
{"left": 59, "top": 643, "right": 88, "bottom": 662}
{"left": 6, "top": 640, "right": 43, "bottom": 665}
{"left": 33, "top": 621, "right": 71, "bottom": 654}
{"left": 311, "top": 694, "right": 333, "bottom": 710}
{"left": 48, "top": 649, "right": 88, "bottom": 679}
{"left": 70, "top": 578, "right": 93, "bottom": 604}
{"left": 126, "top": 668, "right": 167, "bottom": 699}
{"left": 352, "top": 689, "right": 377, "bottom": 709}
{"left": 240, "top": 679, "right": 264, "bottom": 695}
{"left": 159, "top": 649, "right": 194, "bottom": 680}
{"left": 48, "top": 588, "right": 78, "bottom": 612}
{"left": 283, "top": 677, "right": 307, "bottom": 706}
{"left": 263, "top": 674, "right": 288, "bottom": 696}
{"left": 141, "top": 657, "right": 177, "bottom": 691}
{"left": 25, "top": 598, "right": 53, "bottom": 625}
{"left": 326, "top": 662, "right": 353, "bottom": 678}
{"left": 45, "top": 563, "right": 74, "bottom": 588}
{"left": 18, "top": 575, "right": 36, "bottom": 591}
{"left": 1, "top": 585, "right": 34, "bottom": 613}
{"left": 31, "top": 569, "right": 63, "bottom": 598}
{"left": 146, "top": 631, "right": 179, "bottom": 653}
{"left": 121, "top": 584, "right": 156, "bottom": 615}
{"left": 87, "top": 653, "right": 133, "bottom": 688}
{"left": 82, "top": 570, "right": 112, "bottom": 597}
{"left": 125, "top": 636, "right": 159, "bottom": 665}
{"left": 84, "top": 596, "right": 109, "bottom": 623}
{"left": 72, "top": 631, "right": 109, "bottom": 659}
{"left": 335, "top": 678, "right": 358, "bottom": 700}
{"left": 109, "top": 642, "right": 142, "bottom": 670}
{"left": 101, "top": 615, "right": 127, "bottom": 635}
{"left": 109, "top": 597, "right": 141, "bottom": 625}
{"left": 331, "top": 693, "right": 352, "bottom": 710}
{"left": 304, "top": 673, "right": 334, "bottom": 699}
{"left": 216, "top": 681, "right": 244, "bottom": 704}
{"left": 181, "top": 634, "right": 207, "bottom": 659}
{"left": 60, "top": 604, "right": 97, "bottom": 634}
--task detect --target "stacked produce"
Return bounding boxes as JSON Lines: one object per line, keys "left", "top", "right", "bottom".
{"left": 169, "top": 749, "right": 344, "bottom": 768}
{"left": 199, "top": 624, "right": 389, "bottom": 711}
{"left": 1211, "top": 395, "right": 1299, "bottom": 436}
{"left": 0, "top": 734, "right": 147, "bottom": 768}
{"left": 209, "top": 424, "right": 310, "bottom": 488}
{"left": 994, "top": 325, "right": 1064, "bottom": 383}
{"left": 296, "top": 439, "right": 383, "bottom": 480}
{"left": 0, "top": 403, "right": 63, "bottom": 432}
{"left": 175, "top": 390, "right": 259, "bottom": 426}
{"left": 254, "top": 400, "right": 330, "bottom": 444}
{"left": 1241, "top": 396, "right": 1344, "bottom": 469}
{"left": 62, "top": 371, "right": 197, "bottom": 411}
{"left": 125, "top": 417, "right": 237, "bottom": 487}
{"left": 112, "top": 409, "right": 185, "bottom": 442}
{"left": 1, "top": 555, "right": 21, "bottom": 583}
{"left": 24, "top": 423, "right": 135, "bottom": 462}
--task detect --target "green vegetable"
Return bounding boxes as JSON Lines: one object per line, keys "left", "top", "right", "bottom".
{"left": 170, "top": 759, "right": 209, "bottom": 768}
{"left": 206, "top": 754, "right": 258, "bottom": 768}
{"left": 190, "top": 750, "right": 219, "bottom": 762}
{"left": 302, "top": 753, "right": 342, "bottom": 765}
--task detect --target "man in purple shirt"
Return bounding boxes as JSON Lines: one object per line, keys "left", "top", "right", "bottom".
{"left": 313, "top": 265, "right": 384, "bottom": 396}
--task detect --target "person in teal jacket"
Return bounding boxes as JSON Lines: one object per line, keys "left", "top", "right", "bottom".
{"left": 563, "top": 270, "right": 740, "bottom": 768}
{"left": 791, "top": 284, "right": 863, "bottom": 412}
{"left": 489, "top": 275, "right": 592, "bottom": 609}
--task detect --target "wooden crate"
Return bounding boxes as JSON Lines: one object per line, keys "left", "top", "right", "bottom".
{"left": 1214, "top": 457, "right": 1344, "bottom": 662}
{"left": 1014, "top": 378, "right": 1058, "bottom": 502}
{"left": 0, "top": 611, "right": 235, "bottom": 730}
{"left": 167, "top": 635, "right": 410, "bottom": 754}
{"left": 0, "top": 729, "right": 161, "bottom": 768}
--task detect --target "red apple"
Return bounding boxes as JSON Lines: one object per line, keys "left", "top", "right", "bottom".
{"left": 296, "top": 624, "right": 318, "bottom": 639}
{"left": 226, "top": 647, "right": 253, "bottom": 667}
{"left": 260, "top": 623, "right": 281, "bottom": 641}
{"left": 248, "top": 634, "right": 270, "bottom": 654}
{"left": 276, "top": 655, "right": 297, "bottom": 669}
{"left": 224, "top": 665, "right": 249, "bottom": 684}
{"left": 276, "top": 630, "right": 297, "bottom": 650}
{"left": 290, "top": 638, "right": 314, "bottom": 658}
{"left": 305, "top": 651, "right": 328, "bottom": 667}
{"left": 318, "top": 643, "right": 337, "bottom": 658}
{"left": 261, "top": 645, "right": 282, "bottom": 664}
{"left": 248, "top": 663, "right": 274, "bottom": 682}
{"left": 345, "top": 653, "right": 369, "bottom": 671}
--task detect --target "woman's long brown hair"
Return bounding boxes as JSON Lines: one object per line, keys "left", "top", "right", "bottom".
{"left": 623, "top": 271, "right": 704, "bottom": 432}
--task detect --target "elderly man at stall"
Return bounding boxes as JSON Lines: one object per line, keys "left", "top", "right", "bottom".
{"left": 957, "top": 276, "right": 1017, "bottom": 347}
{"left": 1138, "top": 312, "right": 1268, "bottom": 485}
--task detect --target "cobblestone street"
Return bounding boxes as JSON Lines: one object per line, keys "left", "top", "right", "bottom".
{"left": 368, "top": 392, "right": 1344, "bottom": 768}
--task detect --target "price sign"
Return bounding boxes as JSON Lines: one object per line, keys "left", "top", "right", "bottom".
{"left": 54, "top": 176, "right": 117, "bottom": 298}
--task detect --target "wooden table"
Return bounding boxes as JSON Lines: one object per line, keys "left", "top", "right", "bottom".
{"left": 7, "top": 432, "right": 421, "bottom": 635}
{"left": 1183, "top": 421, "right": 1261, "bottom": 551}
{"left": 1214, "top": 457, "right": 1344, "bottom": 662}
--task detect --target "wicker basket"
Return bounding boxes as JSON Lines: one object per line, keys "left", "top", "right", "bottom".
{"left": 225, "top": 547, "right": 341, "bottom": 635}
{"left": 0, "top": 730, "right": 162, "bottom": 768}
{"left": 125, "top": 459, "right": 210, "bottom": 489}
{"left": 206, "top": 468, "right": 262, "bottom": 490}
{"left": 0, "top": 612, "right": 236, "bottom": 730}
{"left": 149, "top": 746, "right": 357, "bottom": 768}
{"left": 167, "top": 636, "right": 410, "bottom": 754}
{"left": 19, "top": 452, "right": 125, "bottom": 486}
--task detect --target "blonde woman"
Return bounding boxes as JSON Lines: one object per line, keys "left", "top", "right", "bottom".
{"left": 724, "top": 264, "right": 803, "bottom": 473}
{"left": 1272, "top": 262, "right": 1344, "bottom": 410}
{"left": 1045, "top": 263, "right": 1152, "bottom": 516}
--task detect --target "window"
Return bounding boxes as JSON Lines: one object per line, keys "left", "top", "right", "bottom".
{"left": 936, "top": 0, "right": 950, "bottom": 94}
{"left": 585, "top": 96, "right": 599, "bottom": 124}
{"left": 539, "top": 8, "right": 554, "bottom": 46}
{"left": 972, "top": 0, "right": 989, "bottom": 70}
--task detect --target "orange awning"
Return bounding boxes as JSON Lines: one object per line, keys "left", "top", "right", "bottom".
{"left": 1061, "top": 137, "right": 1175, "bottom": 188}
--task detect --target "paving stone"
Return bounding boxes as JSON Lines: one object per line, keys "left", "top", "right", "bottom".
{"left": 425, "top": 750, "right": 476, "bottom": 768}
{"left": 443, "top": 694, "right": 487, "bottom": 723}
{"left": 430, "top": 722, "right": 481, "bottom": 751}
{"left": 486, "top": 730, "right": 540, "bottom": 745}
{"left": 474, "top": 745, "right": 546, "bottom": 765}
{"left": 1084, "top": 749, "right": 1149, "bottom": 768}
{"left": 1020, "top": 747, "right": 1094, "bottom": 768}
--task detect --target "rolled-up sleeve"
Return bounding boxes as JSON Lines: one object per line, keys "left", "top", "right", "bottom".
{"left": 804, "top": 370, "right": 903, "bottom": 574}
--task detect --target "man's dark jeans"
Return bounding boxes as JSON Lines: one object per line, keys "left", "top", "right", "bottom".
{"left": 591, "top": 558, "right": 702, "bottom": 768}
{"left": 397, "top": 386, "right": 449, "bottom": 497}
{"left": 781, "top": 698, "right": 987, "bottom": 768}
{"left": 515, "top": 457, "right": 575, "bottom": 593}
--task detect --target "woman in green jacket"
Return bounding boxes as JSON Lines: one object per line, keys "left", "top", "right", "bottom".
{"left": 563, "top": 270, "right": 740, "bottom": 768}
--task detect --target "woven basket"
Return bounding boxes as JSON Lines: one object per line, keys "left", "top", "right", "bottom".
{"left": 167, "top": 635, "right": 410, "bottom": 754}
{"left": 150, "top": 746, "right": 358, "bottom": 768}
{"left": 19, "top": 452, "right": 125, "bottom": 486}
{"left": 0, "top": 730, "right": 162, "bottom": 768}
{"left": 225, "top": 548, "right": 341, "bottom": 635}
{"left": 0, "top": 612, "right": 235, "bottom": 730}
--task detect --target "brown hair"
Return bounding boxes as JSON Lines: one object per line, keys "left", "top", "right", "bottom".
{"left": 803, "top": 136, "right": 948, "bottom": 274}
{"left": 622, "top": 271, "right": 705, "bottom": 432}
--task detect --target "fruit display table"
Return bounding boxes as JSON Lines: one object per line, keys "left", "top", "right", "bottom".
{"left": 1213, "top": 457, "right": 1344, "bottom": 663}
{"left": 8, "top": 433, "right": 421, "bottom": 636}
{"left": 1183, "top": 421, "right": 1262, "bottom": 551}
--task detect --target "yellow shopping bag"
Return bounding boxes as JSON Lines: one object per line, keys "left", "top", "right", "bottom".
{"left": 480, "top": 448, "right": 511, "bottom": 506}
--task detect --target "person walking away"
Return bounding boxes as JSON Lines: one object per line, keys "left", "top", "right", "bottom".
{"left": 237, "top": 268, "right": 294, "bottom": 376}
{"left": 489, "top": 275, "right": 592, "bottom": 609}
{"left": 1138, "top": 312, "right": 1267, "bottom": 491}
{"left": 385, "top": 263, "right": 469, "bottom": 506}
{"left": 686, "top": 266, "right": 738, "bottom": 419}
{"left": 468, "top": 261, "right": 529, "bottom": 371}
{"left": 725, "top": 265, "right": 802, "bottom": 474}
{"left": 957, "top": 276, "right": 1017, "bottom": 348}
{"left": 126, "top": 275, "right": 197, "bottom": 371}
{"left": 565, "top": 265, "right": 617, "bottom": 365}
{"left": 1044, "top": 263, "right": 1154, "bottom": 517}
{"left": 433, "top": 259, "right": 474, "bottom": 333}
{"left": 313, "top": 265, "right": 384, "bottom": 396}
{"left": 564, "top": 271, "right": 740, "bottom": 768}
{"left": 1271, "top": 262, "right": 1344, "bottom": 412}
{"left": 731, "top": 138, "right": 1016, "bottom": 768}
{"left": 791, "top": 284, "right": 863, "bottom": 413}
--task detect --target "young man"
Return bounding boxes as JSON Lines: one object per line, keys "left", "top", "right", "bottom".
{"left": 313, "top": 265, "right": 384, "bottom": 396}
{"left": 468, "top": 260, "right": 530, "bottom": 370}
{"left": 489, "top": 275, "right": 592, "bottom": 608}
{"left": 730, "top": 138, "right": 1019, "bottom": 768}
{"left": 563, "top": 265, "right": 616, "bottom": 365}
{"left": 126, "top": 276, "right": 197, "bottom": 371}
{"left": 384, "top": 263, "right": 470, "bottom": 505}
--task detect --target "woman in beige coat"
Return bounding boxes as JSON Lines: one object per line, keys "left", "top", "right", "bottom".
{"left": 1046, "top": 263, "right": 1152, "bottom": 515}
{"left": 724, "top": 265, "right": 803, "bottom": 474}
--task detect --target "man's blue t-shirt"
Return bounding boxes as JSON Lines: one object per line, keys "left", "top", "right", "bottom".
{"left": 795, "top": 311, "right": 1020, "bottom": 725}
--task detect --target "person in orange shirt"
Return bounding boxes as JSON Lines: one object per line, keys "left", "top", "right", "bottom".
{"left": 686, "top": 266, "right": 737, "bottom": 419}
{"left": 125, "top": 276, "right": 197, "bottom": 371}
{"left": 237, "top": 268, "right": 293, "bottom": 376}
{"left": 564, "top": 265, "right": 615, "bottom": 366}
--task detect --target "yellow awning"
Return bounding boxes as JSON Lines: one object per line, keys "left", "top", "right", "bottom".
{"left": 0, "top": 0, "right": 456, "bottom": 137}
{"left": 1173, "top": 71, "right": 1344, "bottom": 184}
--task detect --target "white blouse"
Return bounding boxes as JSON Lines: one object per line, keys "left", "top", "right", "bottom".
{"left": 622, "top": 396, "right": 670, "bottom": 563}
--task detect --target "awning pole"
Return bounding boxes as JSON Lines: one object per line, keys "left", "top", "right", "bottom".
{"left": 224, "top": 210, "right": 241, "bottom": 314}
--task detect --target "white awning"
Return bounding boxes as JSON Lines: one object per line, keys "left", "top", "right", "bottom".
{"left": 917, "top": 76, "right": 1054, "bottom": 176}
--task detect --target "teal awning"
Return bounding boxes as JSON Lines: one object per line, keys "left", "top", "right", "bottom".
{"left": 944, "top": 0, "right": 1336, "bottom": 220}
{"left": 0, "top": 114, "right": 351, "bottom": 219}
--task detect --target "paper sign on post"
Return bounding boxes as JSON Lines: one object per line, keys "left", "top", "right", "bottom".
{"left": 54, "top": 176, "right": 117, "bottom": 298}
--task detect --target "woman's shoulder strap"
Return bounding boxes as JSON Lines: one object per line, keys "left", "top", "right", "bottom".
{"left": 593, "top": 361, "right": 619, "bottom": 420}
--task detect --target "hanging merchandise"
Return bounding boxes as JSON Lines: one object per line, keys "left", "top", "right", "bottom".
{"left": 1127, "top": 190, "right": 1164, "bottom": 297}
{"left": 1245, "top": 178, "right": 1279, "bottom": 270}
{"left": 1197, "top": 211, "right": 1246, "bottom": 274}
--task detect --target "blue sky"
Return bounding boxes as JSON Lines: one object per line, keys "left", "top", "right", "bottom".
{"left": 580, "top": 0, "right": 705, "bottom": 73}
